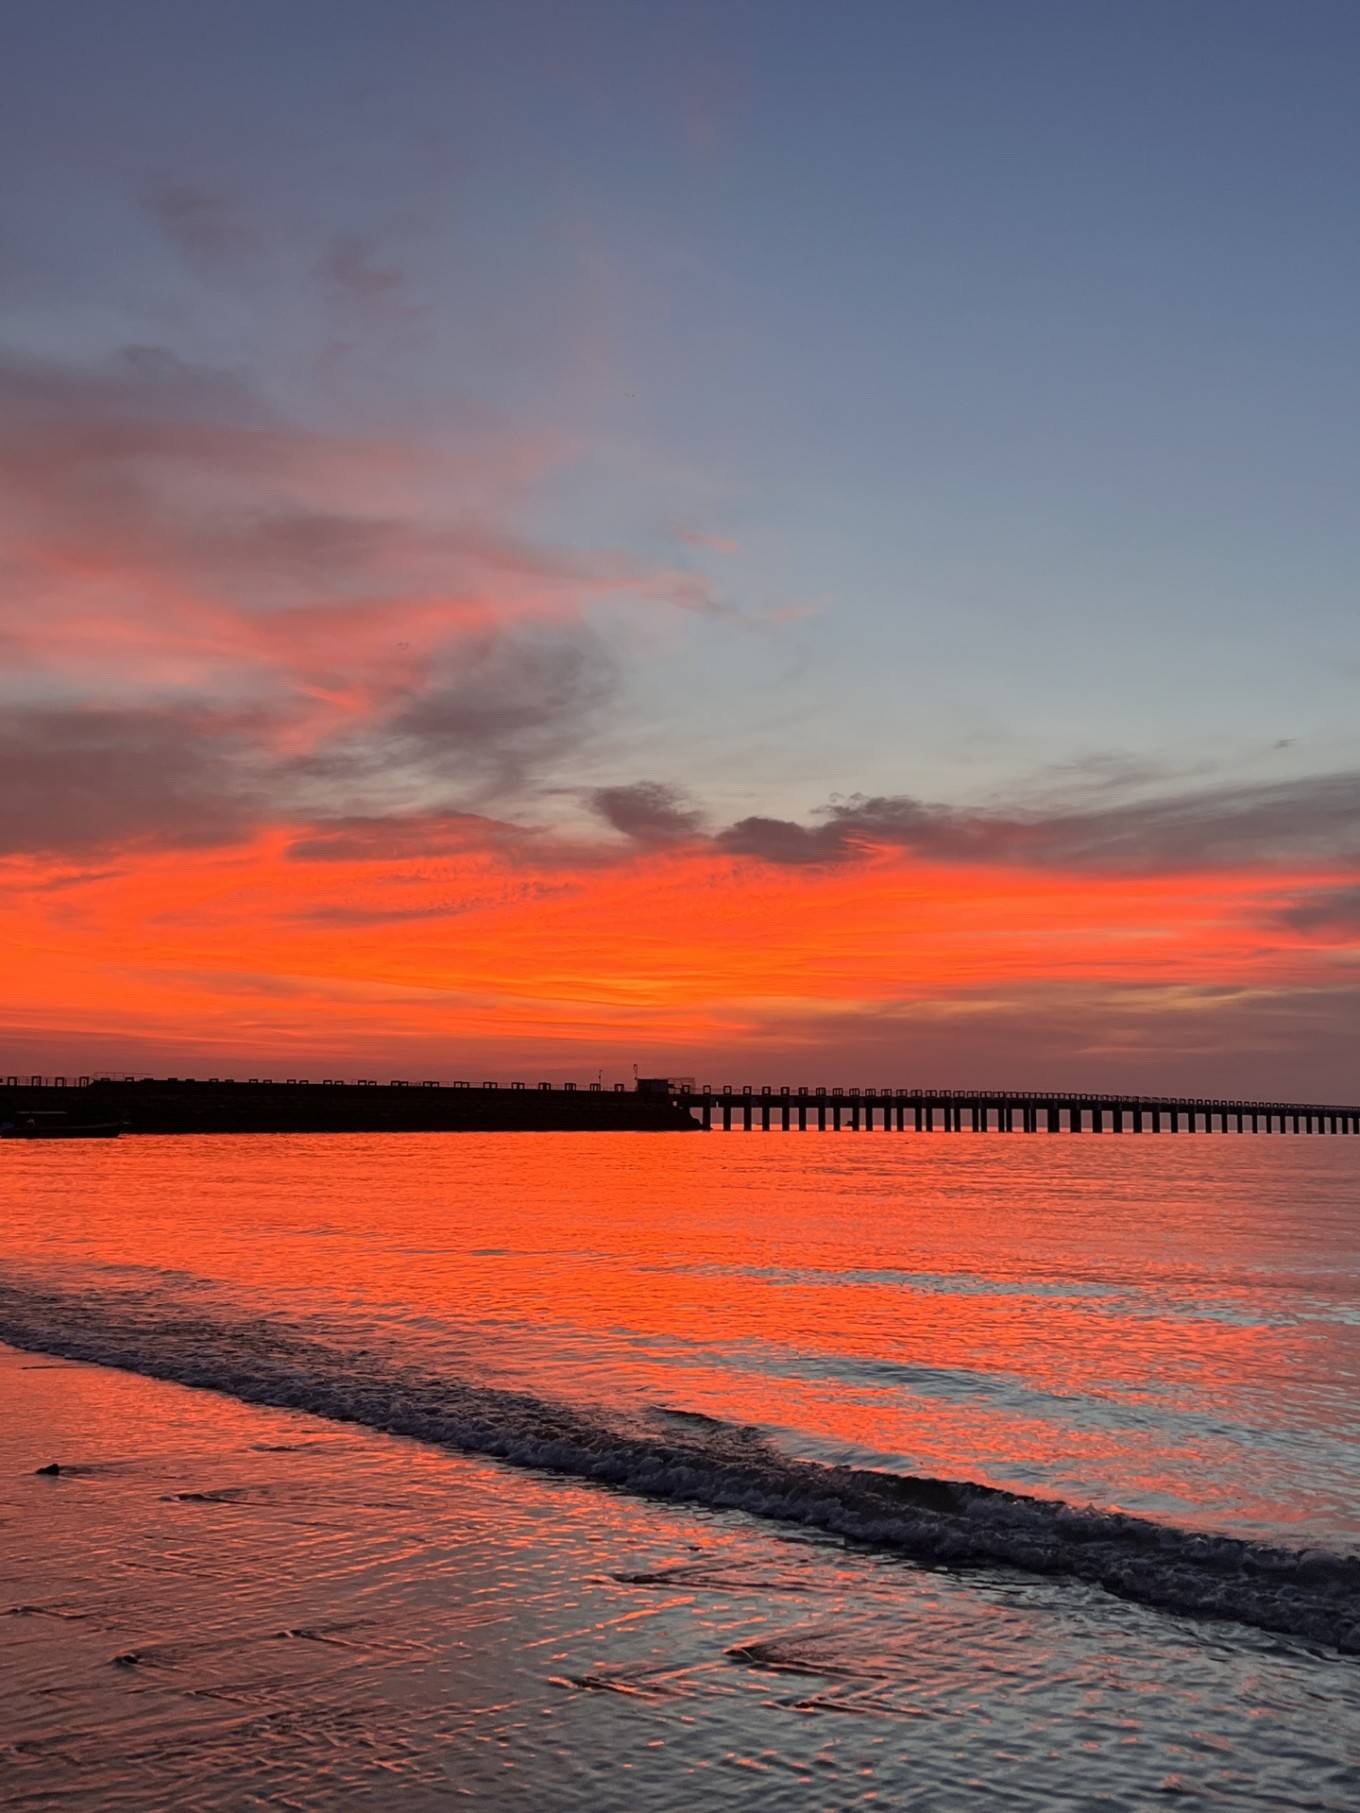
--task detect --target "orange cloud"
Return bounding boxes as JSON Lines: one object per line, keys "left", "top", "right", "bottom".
{"left": 4, "top": 824, "right": 1356, "bottom": 1089}
{"left": 3, "top": 351, "right": 1358, "bottom": 1093}
{"left": 0, "top": 347, "right": 721, "bottom": 744}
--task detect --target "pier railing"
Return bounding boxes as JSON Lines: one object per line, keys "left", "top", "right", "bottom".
{"left": 660, "top": 1084, "right": 1360, "bottom": 1132}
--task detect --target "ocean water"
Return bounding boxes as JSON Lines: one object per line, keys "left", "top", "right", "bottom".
{"left": 1, "top": 1131, "right": 1357, "bottom": 1809}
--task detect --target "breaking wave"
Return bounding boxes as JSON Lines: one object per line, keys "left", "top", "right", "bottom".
{"left": 1, "top": 1277, "right": 1356, "bottom": 1656}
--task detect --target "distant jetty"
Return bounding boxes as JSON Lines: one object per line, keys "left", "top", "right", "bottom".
{"left": 3, "top": 1076, "right": 1358, "bottom": 1138}
{"left": 0, "top": 1075, "right": 697, "bottom": 1136}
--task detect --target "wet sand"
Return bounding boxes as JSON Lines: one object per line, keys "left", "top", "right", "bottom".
{"left": 4, "top": 1342, "right": 1358, "bottom": 1811}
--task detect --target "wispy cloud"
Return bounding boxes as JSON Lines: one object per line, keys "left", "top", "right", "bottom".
{"left": 705, "top": 773, "right": 1360, "bottom": 876}
{"left": 142, "top": 181, "right": 262, "bottom": 278}
{"left": 0, "top": 345, "right": 734, "bottom": 854}
{"left": 668, "top": 521, "right": 739, "bottom": 555}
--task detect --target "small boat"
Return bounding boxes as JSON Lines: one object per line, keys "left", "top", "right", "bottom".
{"left": 1, "top": 1111, "right": 123, "bottom": 1140}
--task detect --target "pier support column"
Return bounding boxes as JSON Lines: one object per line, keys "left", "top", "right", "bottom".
{"left": 798, "top": 1098, "right": 807, "bottom": 1131}
{"left": 721, "top": 1098, "right": 732, "bottom": 1131}
{"left": 1092, "top": 1106, "right": 1103, "bottom": 1133}
{"left": 833, "top": 1101, "right": 842, "bottom": 1132}
{"left": 817, "top": 1098, "right": 826, "bottom": 1131}
{"left": 743, "top": 1098, "right": 753, "bottom": 1131}
{"left": 1047, "top": 1105, "right": 1060, "bottom": 1132}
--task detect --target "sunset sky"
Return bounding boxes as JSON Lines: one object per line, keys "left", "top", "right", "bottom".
{"left": 4, "top": 0, "right": 1359, "bottom": 1092}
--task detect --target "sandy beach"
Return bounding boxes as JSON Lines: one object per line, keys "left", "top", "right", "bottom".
{"left": 7, "top": 1341, "right": 1360, "bottom": 1811}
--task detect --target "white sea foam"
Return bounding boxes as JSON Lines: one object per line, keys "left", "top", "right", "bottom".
{"left": 1, "top": 1278, "right": 1356, "bottom": 1656}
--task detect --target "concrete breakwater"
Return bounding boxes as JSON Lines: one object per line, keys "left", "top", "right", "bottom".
{"left": 0, "top": 1076, "right": 698, "bottom": 1136}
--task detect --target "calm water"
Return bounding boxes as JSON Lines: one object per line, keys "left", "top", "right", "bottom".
{"left": 2, "top": 1132, "right": 1358, "bottom": 1808}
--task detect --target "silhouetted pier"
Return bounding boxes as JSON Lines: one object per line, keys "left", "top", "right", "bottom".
{"left": 653, "top": 1083, "right": 1360, "bottom": 1134}
{"left": 2, "top": 1075, "right": 1357, "bottom": 1137}
{"left": 0, "top": 1075, "right": 695, "bottom": 1135}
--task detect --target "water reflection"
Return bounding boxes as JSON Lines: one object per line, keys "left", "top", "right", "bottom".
{"left": 2, "top": 1132, "right": 1358, "bottom": 1545}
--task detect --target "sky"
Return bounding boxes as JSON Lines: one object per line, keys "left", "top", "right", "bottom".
{"left": 3, "top": 0, "right": 1359, "bottom": 1093}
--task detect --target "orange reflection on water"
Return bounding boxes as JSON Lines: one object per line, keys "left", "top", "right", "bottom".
{"left": 4, "top": 1130, "right": 1359, "bottom": 1543}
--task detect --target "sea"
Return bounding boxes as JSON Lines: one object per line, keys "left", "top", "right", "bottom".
{"left": 1, "top": 1131, "right": 1357, "bottom": 1810}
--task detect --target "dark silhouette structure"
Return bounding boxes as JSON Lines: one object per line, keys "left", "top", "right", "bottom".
{"left": 2, "top": 1074, "right": 1358, "bottom": 1135}
{"left": 0, "top": 1075, "right": 695, "bottom": 1135}
{"left": 651, "top": 1082, "right": 1360, "bottom": 1133}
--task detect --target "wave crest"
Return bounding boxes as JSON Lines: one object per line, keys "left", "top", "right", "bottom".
{"left": 1, "top": 1278, "right": 1356, "bottom": 1655}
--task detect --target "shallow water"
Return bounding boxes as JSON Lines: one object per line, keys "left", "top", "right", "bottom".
{"left": 1, "top": 1132, "right": 1358, "bottom": 1806}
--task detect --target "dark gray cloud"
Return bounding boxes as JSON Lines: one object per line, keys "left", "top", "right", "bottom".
{"left": 0, "top": 342, "right": 262, "bottom": 436}
{"left": 0, "top": 626, "right": 615, "bottom": 859}
{"left": 1033, "top": 773, "right": 1360, "bottom": 872}
{"left": 354, "top": 628, "right": 618, "bottom": 801}
{"left": 293, "top": 901, "right": 462, "bottom": 927}
{"left": 716, "top": 796, "right": 1017, "bottom": 867}
{"left": 712, "top": 773, "right": 1360, "bottom": 874}
{"left": 285, "top": 812, "right": 520, "bottom": 864}
{"left": 590, "top": 780, "right": 705, "bottom": 844}
{"left": 29, "top": 867, "right": 127, "bottom": 892}
{"left": 0, "top": 704, "right": 265, "bottom": 857}
{"left": 1277, "top": 885, "right": 1360, "bottom": 941}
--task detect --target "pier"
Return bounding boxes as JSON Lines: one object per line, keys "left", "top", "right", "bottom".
{"left": 0, "top": 1075, "right": 696, "bottom": 1136}
{"left": 1, "top": 1074, "right": 1358, "bottom": 1135}
{"left": 649, "top": 1083, "right": 1360, "bottom": 1133}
